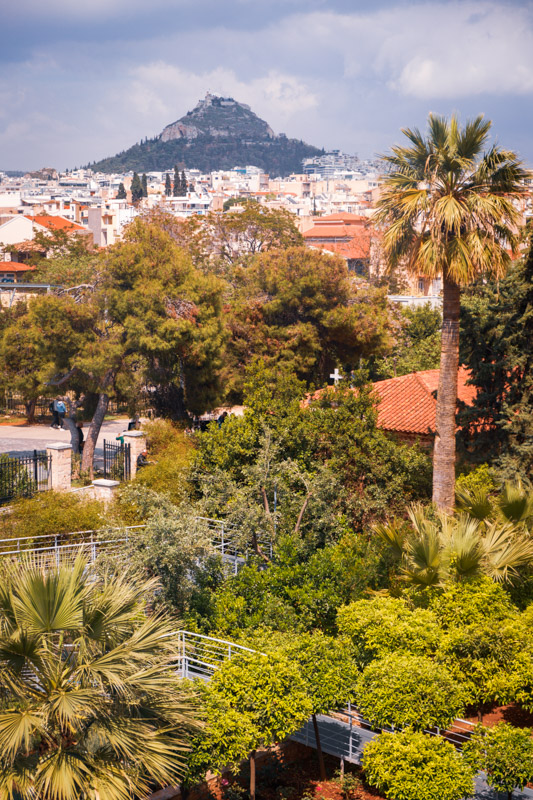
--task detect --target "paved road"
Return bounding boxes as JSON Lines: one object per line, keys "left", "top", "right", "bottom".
{"left": 0, "top": 419, "right": 132, "bottom": 465}
{"left": 292, "top": 715, "right": 533, "bottom": 800}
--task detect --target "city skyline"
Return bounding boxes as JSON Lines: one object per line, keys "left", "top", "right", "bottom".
{"left": 2, "top": 0, "right": 533, "bottom": 170}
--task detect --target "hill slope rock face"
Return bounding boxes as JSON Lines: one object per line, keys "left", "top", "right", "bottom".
{"left": 160, "top": 94, "right": 275, "bottom": 141}
{"left": 89, "top": 94, "right": 322, "bottom": 176}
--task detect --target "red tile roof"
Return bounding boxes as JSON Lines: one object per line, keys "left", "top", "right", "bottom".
{"left": 373, "top": 367, "right": 477, "bottom": 435}
{"left": 0, "top": 261, "right": 34, "bottom": 272}
{"left": 26, "top": 215, "right": 86, "bottom": 232}
{"left": 314, "top": 213, "right": 367, "bottom": 223}
{"left": 303, "top": 367, "right": 477, "bottom": 437}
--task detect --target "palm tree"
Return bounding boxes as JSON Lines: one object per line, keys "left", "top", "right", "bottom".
{"left": 375, "top": 503, "right": 533, "bottom": 588}
{"left": 0, "top": 557, "right": 198, "bottom": 800}
{"left": 375, "top": 115, "right": 526, "bottom": 509}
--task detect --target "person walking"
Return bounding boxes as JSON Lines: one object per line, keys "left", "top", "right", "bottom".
{"left": 76, "top": 422, "right": 84, "bottom": 454}
{"left": 56, "top": 399, "right": 66, "bottom": 429}
{"left": 49, "top": 399, "right": 60, "bottom": 429}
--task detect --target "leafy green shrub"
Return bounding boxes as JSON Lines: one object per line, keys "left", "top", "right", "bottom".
{"left": 355, "top": 653, "right": 466, "bottom": 730}
{"left": 429, "top": 580, "right": 517, "bottom": 628}
{"left": 0, "top": 490, "right": 105, "bottom": 540}
{"left": 337, "top": 596, "right": 440, "bottom": 665}
{"left": 455, "top": 463, "right": 497, "bottom": 497}
{"left": 134, "top": 419, "right": 193, "bottom": 503}
{"left": 362, "top": 730, "right": 475, "bottom": 800}
{"left": 463, "top": 722, "right": 533, "bottom": 799}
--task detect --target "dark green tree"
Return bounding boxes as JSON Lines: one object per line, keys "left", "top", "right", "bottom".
{"left": 116, "top": 182, "right": 127, "bottom": 199}
{"left": 180, "top": 170, "right": 187, "bottom": 196}
{"left": 459, "top": 236, "right": 533, "bottom": 479}
{"left": 173, "top": 165, "right": 180, "bottom": 196}
{"left": 141, "top": 173, "right": 148, "bottom": 197}
{"left": 130, "top": 171, "right": 143, "bottom": 203}
{"left": 165, "top": 172, "right": 172, "bottom": 196}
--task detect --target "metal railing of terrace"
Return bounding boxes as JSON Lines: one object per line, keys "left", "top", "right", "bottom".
{"left": 0, "top": 517, "right": 273, "bottom": 571}
{"left": 173, "top": 630, "right": 476, "bottom": 766}
{"left": 176, "top": 630, "right": 257, "bottom": 681}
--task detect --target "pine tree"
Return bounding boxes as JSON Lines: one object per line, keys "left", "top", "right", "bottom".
{"left": 165, "top": 173, "right": 172, "bottom": 196}
{"left": 131, "top": 172, "right": 143, "bottom": 203}
{"left": 459, "top": 234, "right": 533, "bottom": 478}
{"left": 117, "top": 182, "right": 127, "bottom": 200}
{"left": 141, "top": 173, "right": 148, "bottom": 197}
{"left": 173, "top": 165, "right": 180, "bottom": 197}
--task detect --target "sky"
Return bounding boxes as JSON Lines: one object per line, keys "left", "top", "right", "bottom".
{"left": 2, "top": 0, "right": 533, "bottom": 170}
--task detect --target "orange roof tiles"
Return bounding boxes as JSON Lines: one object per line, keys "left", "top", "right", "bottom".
{"left": 314, "top": 212, "right": 368, "bottom": 222}
{"left": 0, "top": 261, "right": 34, "bottom": 272}
{"left": 26, "top": 215, "right": 86, "bottom": 232}
{"left": 373, "top": 367, "right": 477, "bottom": 435}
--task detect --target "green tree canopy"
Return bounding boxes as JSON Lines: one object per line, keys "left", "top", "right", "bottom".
{"left": 336, "top": 596, "right": 441, "bottom": 666}
{"left": 355, "top": 653, "right": 466, "bottom": 730}
{"left": 464, "top": 723, "right": 533, "bottom": 800}
{"left": 117, "top": 182, "right": 127, "bottom": 199}
{"left": 363, "top": 729, "right": 475, "bottom": 800}
{"left": 224, "top": 246, "right": 392, "bottom": 394}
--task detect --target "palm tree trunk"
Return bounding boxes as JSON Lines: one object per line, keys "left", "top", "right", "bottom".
{"left": 312, "top": 712, "right": 327, "bottom": 781}
{"left": 433, "top": 276, "right": 461, "bottom": 511}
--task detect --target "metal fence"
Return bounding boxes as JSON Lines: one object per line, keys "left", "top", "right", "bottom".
{"left": 103, "top": 440, "right": 131, "bottom": 481}
{"left": 176, "top": 630, "right": 256, "bottom": 681}
{"left": 0, "top": 451, "right": 51, "bottom": 506}
{"left": 0, "top": 517, "right": 270, "bottom": 572}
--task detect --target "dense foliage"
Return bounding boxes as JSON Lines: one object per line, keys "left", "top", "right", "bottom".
{"left": 362, "top": 730, "right": 475, "bottom": 800}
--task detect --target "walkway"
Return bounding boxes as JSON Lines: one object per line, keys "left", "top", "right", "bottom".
{"left": 0, "top": 419, "right": 131, "bottom": 467}
{"left": 177, "top": 631, "right": 533, "bottom": 800}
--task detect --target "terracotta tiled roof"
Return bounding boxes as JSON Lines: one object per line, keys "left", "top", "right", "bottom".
{"left": 26, "top": 215, "right": 86, "bottom": 232}
{"left": 373, "top": 367, "right": 477, "bottom": 435}
{"left": 314, "top": 213, "right": 367, "bottom": 223}
{"left": 0, "top": 261, "right": 34, "bottom": 272}
{"left": 303, "top": 367, "right": 477, "bottom": 437}
{"left": 303, "top": 224, "right": 354, "bottom": 238}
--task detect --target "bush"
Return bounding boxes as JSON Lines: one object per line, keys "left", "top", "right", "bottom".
{"left": 463, "top": 722, "right": 533, "bottom": 799}
{"left": 355, "top": 653, "right": 466, "bottom": 730}
{"left": 134, "top": 419, "right": 193, "bottom": 503}
{"left": 362, "top": 729, "right": 475, "bottom": 800}
{"left": 337, "top": 596, "right": 440, "bottom": 665}
{"left": 0, "top": 490, "right": 105, "bottom": 540}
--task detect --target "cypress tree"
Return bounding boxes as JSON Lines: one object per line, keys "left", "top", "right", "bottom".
{"left": 165, "top": 173, "right": 172, "bottom": 196}
{"left": 131, "top": 172, "right": 143, "bottom": 203}
{"left": 459, "top": 234, "right": 533, "bottom": 478}
{"left": 117, "top": 182, "right": 127, "bottom": 200}
{"left": 180, "top": 170, "right": 187, "bottom": 196}
{"left": 173, "top": 165, "right": 180, "bottom": 197}
{"left": 141, "top": 173, "right": 148, "bottom": 197}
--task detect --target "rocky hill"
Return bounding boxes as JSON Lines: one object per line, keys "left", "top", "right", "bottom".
{"left": 88, "top": 94, "right": 323, "bottom": 176}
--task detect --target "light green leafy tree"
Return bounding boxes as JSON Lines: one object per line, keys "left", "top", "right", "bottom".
{"left": 282, "top": 632, "right": 359, "bottom": 780}
{"left": 336, "top": 596, "right": 441, "bottom": 666}
{"left": 363, "top": 729, "right": 475, "bottom": 800}
{"left": 464, "top": 722, "right": 533, "bottom": 800}
{"left": 355, "top": 653, "right": 466, "bottom": 730}
{"left": 207, "top": 651, "right": 312, "bottom": 800}
{"left": 0, "top": 556, "right": 199, "bottom": 800}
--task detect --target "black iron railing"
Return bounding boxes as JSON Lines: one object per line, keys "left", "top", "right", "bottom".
{"left": 103, "top": 441, "right": 131, "bottom": 481}
{"left": 0, "top": 451, "right": 51, "bottom": 505}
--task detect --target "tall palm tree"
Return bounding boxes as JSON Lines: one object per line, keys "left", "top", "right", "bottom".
{"left": 375, "top": 115, "right": 526, "bottom": 509}
{"left": 0, "top": 557, "right": 198, "bottom": 800}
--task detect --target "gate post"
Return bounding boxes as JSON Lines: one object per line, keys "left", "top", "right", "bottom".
{"left": 46, "top": 443, "right": 72, "bottom": 492}
{"left": 122, "top": 431, "right": 147, "bottom": 479}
